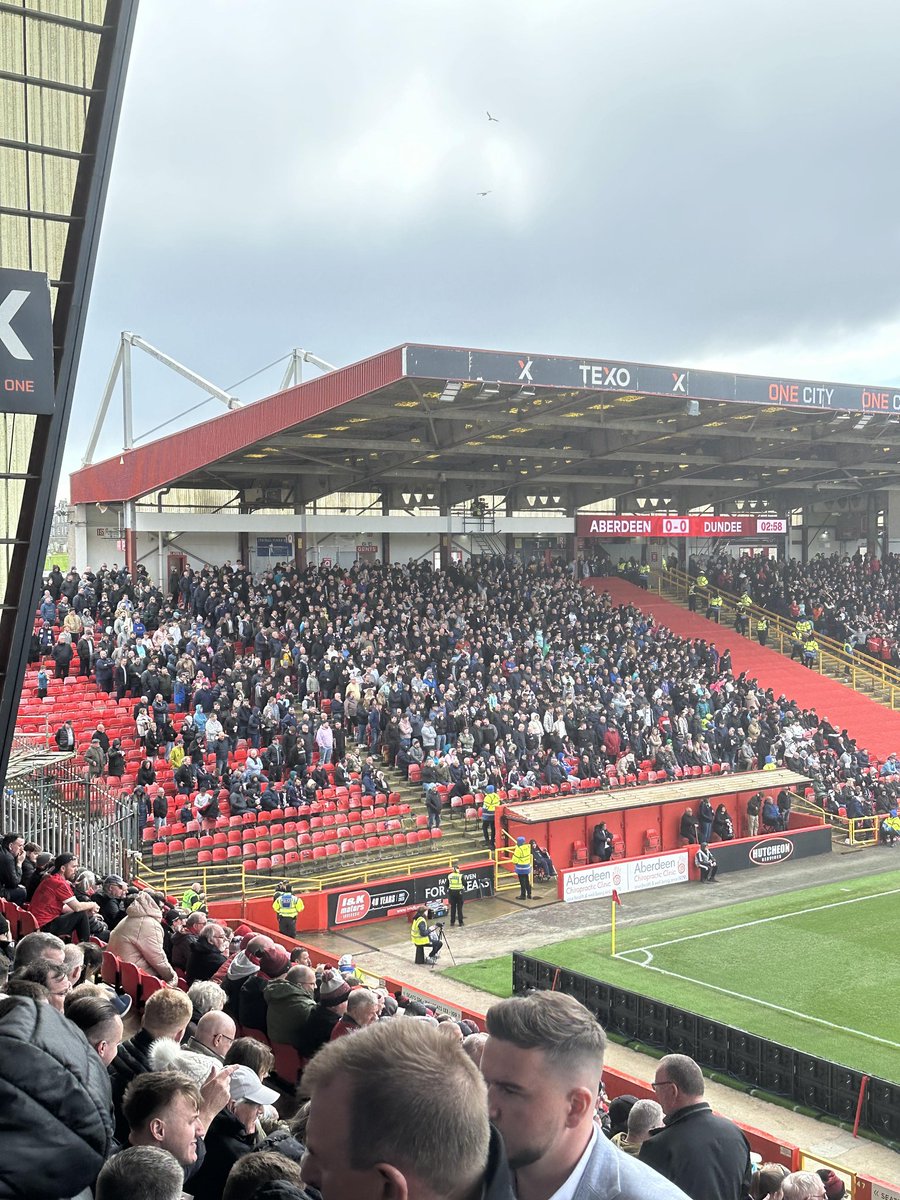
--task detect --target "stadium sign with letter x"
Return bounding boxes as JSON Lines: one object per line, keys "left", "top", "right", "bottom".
{"left": 0, "top": 268, "right": 55, "bottom": 415}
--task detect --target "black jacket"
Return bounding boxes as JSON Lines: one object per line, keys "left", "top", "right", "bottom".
{"left": 95, "top": 891, "right": 126, "bottom": 930}
{"left": 639, "top": 1101, "right": 751, "bottom": 1200}
{"left": 0, "top": 847, "right": 21, "bottom": 897}
{"left": 296, "top": 1004, "right": 340, "bottom": 1058}
{"left": 188, "top": 1107, "right": 261, "bottom": 1200}
{"left": 0, "top": 995, "right": 113, "bottom": 1199}
{"left": 237, "top": 974, "right": 271, "bottom": 1033}
{"left": 108, "top": 1027, "right": 156, "bottom": 1142}
{"left": 186, "top": 937, "right": 227, "bottom": 985}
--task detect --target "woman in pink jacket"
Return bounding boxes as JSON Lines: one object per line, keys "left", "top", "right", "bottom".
{"left": 108, "top": 890, "right": 177, "bottom": 985}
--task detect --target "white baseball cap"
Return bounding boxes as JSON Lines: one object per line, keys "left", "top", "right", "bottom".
{"left": 228, "top": 1065, "right": 279, "bottom": 1107}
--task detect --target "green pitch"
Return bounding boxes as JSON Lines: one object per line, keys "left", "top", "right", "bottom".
{"left": 446, "top": 868, "right": 900, "bottom": 1083}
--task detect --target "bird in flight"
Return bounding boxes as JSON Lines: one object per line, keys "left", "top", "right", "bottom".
{"left": 486, "top": 111, "right": 499, "bottom": 122}
{"left": 477, "top": 190, "right": 492, "bottom": 197}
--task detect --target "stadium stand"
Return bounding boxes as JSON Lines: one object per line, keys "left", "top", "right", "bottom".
{"left": 15, "top": 556, "right": 900, "bottom": 878}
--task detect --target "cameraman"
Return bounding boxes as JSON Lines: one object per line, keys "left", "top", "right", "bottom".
{"left": 411, "top": 906, "right": 437, "bottom": 965}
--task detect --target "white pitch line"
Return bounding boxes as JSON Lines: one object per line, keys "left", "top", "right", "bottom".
{"left": 627, "top": 885, "right": 900, "bottom": 954}
{"left": 617, "top": 960, "right": 900, "bottom": 1051}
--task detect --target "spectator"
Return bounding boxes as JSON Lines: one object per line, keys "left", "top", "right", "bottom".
{"left": 300, "top": 1020, "right": 508, "bottom": 1200}
{"left": 330, "top": 986, "right": 379, "bottom": 1039}
{"left": 186, "top": 923, "right": 231, "bottom": 985}
{"left": 237, "top": 943, "right": 290, "bottom": 1034}
{"left": 95, "top": 873, "right": 129, "bottom": 930}
{"left": 110, "top": 986, "right": 194, "bottom": 1140}
{"left": 19, "top": 840, "right": 41, "bottom": 893}
{"left": 481, "top": 990, "right": 684, "bottom": 1200}
{"left": 639, "top": 1053, "right": 751, "bottom": 1200}
{"left": 95, "top": 1146, "right": 185, "bottom": 1200}
{"left": 185, "top": 1010, "right": 237, "bottom": 1064}
{"left": 221, "top": 1150, "right": 306, "bottom": 1200}
{"left": 28, "top": 852, "right": 99, "bottom": 943}
{"left": 85, "top": 737, "right": 107, "bottom": 777}
{"left": 12, "top": 929, "right": 65, "bottom": 970}
{"left": 0, "top": 831, "right": 27, "bottom": 903}
{"left": 751, "top": 1164, "right": 790, "bottom": 1200}
{"left": 781, "top": 1174, "right": 827, "bottom": 1200}
{"left": 187, "top": 978, "right": 228, "bottom": 1025}
{"left": 171, "top": 910, "right": 208, "bottom": 973}
{"left": 17, "top": 957, "right": 72, "bottom": 1011}
{"left": 122, "top": 1072, "right": 207, "bottom": 1179}
{"left": 188, "top": 1065, "right": 280, "bottom": 1200}
{"left": 108, "top": 890, "right": 178, "bottom": 985}
{"left": 224, "top": 1036, "right": 275, "bottom": 1082}
{"left": 694, "top": 844, "right": 718, "bottom": 884}
{"left": 0, "top": 994, "right": 113, "bottom": 1199}
{"left": 265, "top": 963, "right": 317, "bottom": 1049}
{"left": 297, "top": 968, "right": 351, "bottom": 1058}
{"left": 64, "top": 991, "right": 126, "bottom": 1065}
{"left": 612, "top": 1098, "right": 664, "bottom": 1156}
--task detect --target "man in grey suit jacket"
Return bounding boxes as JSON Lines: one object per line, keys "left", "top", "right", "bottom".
{"left": 481, "top": 991, "right": 690, "bottom": 1200}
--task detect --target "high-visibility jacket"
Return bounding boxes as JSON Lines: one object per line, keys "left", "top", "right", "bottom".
{"left": 696, "top": 575, "right": 708, "bottom": 589}
{"left": 182, "top": 887, "right": 204, "bottom": 912}
{"left": 709, "top": 596, "right": 723, "bottom": 609}
{"left": 756, "top": 617, "right": 768, "bottom": 631}
{"left": 273, "top": 892, "right": 303, "bottom": 919}
{"left": 411, "top": 915, "right": 431, "bottom": 946}
{"left": 639, "top": 564, "right": 650, "bottom": 576}
{"left": 804, "top": 638, "right": 819, "bottom": 656}
{"left": 739, "top": 594, "right": 752, "bottom": 608}
{"left": 512, "top": 844, "right": 533, "bottom": 875}
{"left": 482, "top": 792, "right": 501, "bottom": 817}
{"left": 447, "top": 870, "right": 464, "bottom": 892}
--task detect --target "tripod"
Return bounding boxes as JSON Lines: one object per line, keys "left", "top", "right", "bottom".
{"left": 427, "top": 922, "right": 457, "bottom": 967}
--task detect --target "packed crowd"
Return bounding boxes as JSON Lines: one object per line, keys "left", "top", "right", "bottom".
{"left": 0, "top": 922, "right": 845, "bottom": 1200}
{"left": 691, "top": 549, "right": 900, "bottom": 664}
{"left": 28, "top": 555, "right": 900, "bottom": 842}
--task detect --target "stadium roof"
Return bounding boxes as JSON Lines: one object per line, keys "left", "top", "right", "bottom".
{"left": 70, "top": 342, "right": 900, "bottom": 512}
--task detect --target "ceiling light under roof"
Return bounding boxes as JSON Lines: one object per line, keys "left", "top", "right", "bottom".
{"left": 439, "top": 381, "right": 462, "bottom": 403}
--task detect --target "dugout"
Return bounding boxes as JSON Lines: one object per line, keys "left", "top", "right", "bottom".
{"left": 502, "top": 768, "right": 811, "bottom": 867}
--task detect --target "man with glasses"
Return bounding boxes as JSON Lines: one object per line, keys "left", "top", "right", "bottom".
{"left": 185, "top": 1010, "right": 237, "bottom": 1064}
{"left": 640, "top": 1054, "right": 751, "bottom": 1200}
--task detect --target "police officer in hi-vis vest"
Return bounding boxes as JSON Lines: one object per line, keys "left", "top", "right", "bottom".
{"left": 447, "top": 862, "right": 465, "bottom": 927}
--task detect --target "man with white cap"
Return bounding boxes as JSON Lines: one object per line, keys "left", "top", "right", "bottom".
{"left": 188, "top": 1064, "right": 280, "bottom": 1200}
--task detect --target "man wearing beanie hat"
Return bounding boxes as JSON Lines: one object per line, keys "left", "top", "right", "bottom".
{"left": 298, "top": 967, "right": 351, "bottom": 1059}
{"left": 512, "top": 836, "right": 533, "bottom": 899}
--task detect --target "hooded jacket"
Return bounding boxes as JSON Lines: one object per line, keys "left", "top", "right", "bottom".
{"left": 0, "top": 996, "right": 113, "bottom": 1199}
{"left": 108, "top": 891, "right": 177, "bottom": 984}
{"left": 222, "top": 950, "right": 260, "bottom": 1019}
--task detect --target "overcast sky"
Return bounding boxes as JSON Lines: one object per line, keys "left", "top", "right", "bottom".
{"left": 69, "top": 0, "right": 900, "bottom": 482}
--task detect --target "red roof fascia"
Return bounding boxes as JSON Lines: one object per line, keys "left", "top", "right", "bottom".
{"left": 70, "top": 346, "right": 405, "bottom": 505}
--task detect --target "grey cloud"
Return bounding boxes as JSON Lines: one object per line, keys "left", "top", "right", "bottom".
{"left": 70, "top": 0, "right": 900, "bottom": 475}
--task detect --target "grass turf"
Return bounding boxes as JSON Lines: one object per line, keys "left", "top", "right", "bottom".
{"left": 445, "top": 868, "right": 900, "bottom": 1082}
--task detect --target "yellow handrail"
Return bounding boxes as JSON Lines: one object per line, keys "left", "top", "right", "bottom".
{"left": 654, "top": 566, "right": 900, "bottom": 711}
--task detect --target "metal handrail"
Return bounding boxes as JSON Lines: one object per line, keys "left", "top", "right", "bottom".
{"left": 655, "top": 565, "right": 900, "bottom": 710}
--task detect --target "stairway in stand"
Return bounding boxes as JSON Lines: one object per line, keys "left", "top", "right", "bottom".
{"left": 593, "top": 577, "right": 900, "bottom": 763}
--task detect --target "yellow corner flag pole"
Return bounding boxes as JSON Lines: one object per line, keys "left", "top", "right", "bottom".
{"left": 610, "top": 888, "right": 621, "bottom": 957}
